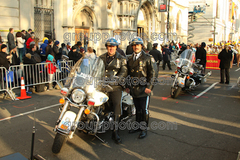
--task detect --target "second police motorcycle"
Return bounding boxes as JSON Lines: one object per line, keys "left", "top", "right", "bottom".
{"left": 170, "top": 49, "right": 212, "bottom": 98}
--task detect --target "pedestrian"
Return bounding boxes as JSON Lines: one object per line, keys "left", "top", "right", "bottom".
{"left": 218, "top": 45, "right": 232, "bottom": 84}
{"left": 195, "top": 42, "right": 207, "bottom": 73}
{"left": 126, "top": 42, "right": 134, "bottom": 55}
{"left": 7, "top": 28, "right": 15, "bottom": 52}
{"left": 34, "top": 38, "right": 40, "bottom": 51}
{"left": 126, "top": 37, "right": 157, "bottom": 139}
{"left": 149, "top": 43, "right": 162, "bottom": 73}
{"left": 16, "top": 32, "right": 25, "bottom": 64}
{"left": 99, "top": 37, "right": 128, "bottom": 144}
{"left": 29, "top": 44, "right": 41, "bottom": 63}
{"left": 75, "top": 41, "right": 84, "bottom": 54}
{"left": 162, "top": 45, "right": 172, "bottom": 70}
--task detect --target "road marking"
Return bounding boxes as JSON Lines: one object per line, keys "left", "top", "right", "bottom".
{"left": 0, "top": 103, "right": 59, "bottom": 122}
{"left": 235, "top": 68, "right": 240, "bottom": 72}
{"left": 194, "top": 82, "right": 218, "bottom": 99}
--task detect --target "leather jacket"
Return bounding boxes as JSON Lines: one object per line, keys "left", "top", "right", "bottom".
{"left": 127, "top": 50, "right": 157, "bottom": 98}
{"left": 100, "top": 51, "right": 128, "bottom": 91}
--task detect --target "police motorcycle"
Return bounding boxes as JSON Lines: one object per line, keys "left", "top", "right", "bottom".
{"left": 52, "top": 56, "right": 135, "bottom": 154}
{"left": 170, "top": 49, "right": 212, "bottom": 98}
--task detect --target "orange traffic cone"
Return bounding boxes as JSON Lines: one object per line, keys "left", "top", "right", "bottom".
{"left": 16, "top": 77, "right": 32, "bottom": 100}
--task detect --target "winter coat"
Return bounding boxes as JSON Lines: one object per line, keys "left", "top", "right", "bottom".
{"left": 46, "top": 60, "right": 57, "bottom": 74}
{"left": 218, "top": 49, "right": 232, "bottom": 69}
{"left": 16, "top": 37, "right": 25, "bottom": 49}
{"left": 53, "top": 45, "right": 61, "bottom": 61}
{"left": 40, "top": 40, "right": 48, "bottom": 55}
{"left": 162, "top": 48, "right": 171, "bottom": 61}
{"left": 195, "top": 47, "right": 207, "bottom": 65}
{"left": 149, "top": 48, "right": 162, "bottom": 63}
{"left": 7, "top": 32, "right": 15, "bottom": 50}
{"left": 26, "top": 37, "right": 34, "bottom": 49}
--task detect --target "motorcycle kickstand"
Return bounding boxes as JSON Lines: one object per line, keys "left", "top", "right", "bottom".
{"left": 95, "top": 134, "right": 107, "bottom": 144}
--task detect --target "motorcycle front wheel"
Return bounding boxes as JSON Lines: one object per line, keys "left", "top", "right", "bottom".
{"left": 52, "top": 133, "right": 67, "bottom": 154}
{"left": 170, "top": 87, "right": 182, "bottom": 98}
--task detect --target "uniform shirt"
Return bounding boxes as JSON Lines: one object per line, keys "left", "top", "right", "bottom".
{"left": 133, "top": 52, "right": 141, "bottom": 61}
{"left": 106, "top": 54, "right": 115, "bottom": 64}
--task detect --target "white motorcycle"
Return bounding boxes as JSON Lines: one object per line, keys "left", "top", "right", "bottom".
{"left": 52, "top": 56, "right": 135, "bottom": 154}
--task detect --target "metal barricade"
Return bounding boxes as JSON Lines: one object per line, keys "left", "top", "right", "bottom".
{"left": 1, "top": 60, "right": 76, "bottom": 100}
{"left": 0, "top": 67, "right": 16, "bottom": 100}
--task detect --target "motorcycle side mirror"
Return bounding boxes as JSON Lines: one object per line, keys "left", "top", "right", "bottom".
{"left": 62, "top": 55, "right": 69, "bottom": 61}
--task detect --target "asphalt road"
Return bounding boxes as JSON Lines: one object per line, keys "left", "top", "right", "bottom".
{"left": 0, "top": 66, "right": 240, "bottom": 160}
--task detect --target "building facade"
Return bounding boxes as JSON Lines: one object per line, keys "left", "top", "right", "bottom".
{"left": 188, "top": 0, "right": 240, "bottom": 44}
{"left": 0, "top": 0, "right": 189, "bottom": 55}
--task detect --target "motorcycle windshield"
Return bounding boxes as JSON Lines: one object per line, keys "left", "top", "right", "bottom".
{"left": 178, "top": 49, "right": 195, "bottom": 67}
{"left": 64, "top": 57, "right": 105, "bottom": 89}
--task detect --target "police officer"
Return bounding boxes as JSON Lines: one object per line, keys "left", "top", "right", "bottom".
{"left": 99, "top": 38, "right": 128, "bottom": 144}
{"left": 126, "top": 37, "right": 157, "bottom": 139}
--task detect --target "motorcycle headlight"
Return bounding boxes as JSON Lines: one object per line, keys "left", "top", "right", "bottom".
{"left": 181, "top": 66, "right": 188, "bottom": 73}
{"left": 71, "top": 89, "right": 86, "bottom": 103}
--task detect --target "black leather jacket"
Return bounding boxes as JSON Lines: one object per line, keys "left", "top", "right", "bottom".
{"left": 100, "top": 51, "right": 128, "bottom": 91}
{"left": 127, "top": 51, "right": 157, "bottom": 98}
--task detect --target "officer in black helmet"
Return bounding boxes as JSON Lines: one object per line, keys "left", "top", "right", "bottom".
{"left": 126, "top": 37, "right": 157, "bottom": 139}
{"left": 99, "top": 37, "right": 128, "bottom": 144}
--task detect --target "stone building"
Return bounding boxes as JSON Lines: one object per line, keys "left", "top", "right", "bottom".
{"left": 0, "top": 0, "right": 189, "bottom": 55}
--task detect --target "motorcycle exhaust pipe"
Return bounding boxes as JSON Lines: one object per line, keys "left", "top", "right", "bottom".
{"left": 203, "top": 71, "right": 212, "bottom": 79}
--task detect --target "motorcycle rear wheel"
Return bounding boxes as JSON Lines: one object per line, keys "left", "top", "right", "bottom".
{"left": 170, "top": 87, "right": 182, "bottom": 98}
{"left": 52, "top": 133, "right": 67, "bottom": 154}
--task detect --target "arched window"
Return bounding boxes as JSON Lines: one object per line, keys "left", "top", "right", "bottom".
{"left": 120, "top": 3, "right": 123, "bottom": 14}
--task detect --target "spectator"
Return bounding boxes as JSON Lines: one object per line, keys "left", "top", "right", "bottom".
{"left": 0, "top": 44, "right": 10, "bottom": 69}
{"left": 26, "top": 32, "right": 35, "bottom": 53}
{"left": 40, "top": 39, "right": 48, "bottom": 61}
{"left": 7, "top": 28, "right": 15, "bottom": 51}
{"left": 0, "top": 44, "right": 10, "bottom": 90}
{"left": 9, "top": 46, "right": 20, "bottom": 65}
{"left": 46, "top": 39, "right": 53, "bottom": 58}
{"left": 34, "top": 38, "right": 40, "bottom": 51}
{"left": 59, "top": 43, "right": 68, "bottom": 56}
{"left": 85, "top": 47, "right": 96, "bottom": 59}
{"left": 66, "top": 42, "right": 71, "bottom": 53}
{"left": 68, "top": 46, "right": 82, "bottom": 63}
{"left": 218, "top": 45, "right": 232, "bottom": 84}
{"left": 162, "top": 45, "right": 172, "bottom": 70}
{"left": 46, "top": 54, "right": 57, "bottom": 90}
{"left": 80, "top": 48, "right": 85, "bottom": 56}
{"left": 75, "top": 41, "right": 84, "bottom": 53}
{"left": 16, "top": 32, "right": 25, "bottom": 63}
{"left": 29, "top": 44, "right": 41, "bottom": 63}
{"left": 0, "top": 32, "right": 3, "bottom": 44}
{"left": 53, "top": 41, "right": 61, "bottom": 61}
{"left": 126, "top": 42, "right": 133, "bottom": 55}
{"left": 25, "top": 29, "right": 32, "bottom": 42}
{"left": 84, "top": 34, "right": 89, "bottom": 52}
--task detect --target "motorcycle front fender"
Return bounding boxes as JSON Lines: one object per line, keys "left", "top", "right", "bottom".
{"left": 57, "top": 111, "right": 77, "bottom": 135}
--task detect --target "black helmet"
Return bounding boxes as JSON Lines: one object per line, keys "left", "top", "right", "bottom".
{"left": 181, "top": 44, "right": 187, "bottom": 51}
